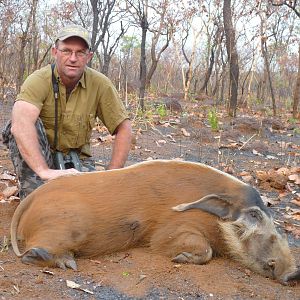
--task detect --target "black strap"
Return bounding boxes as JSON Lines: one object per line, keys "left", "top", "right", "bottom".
{"left": 51, "top": 64, "right": 59, "bottom": 150}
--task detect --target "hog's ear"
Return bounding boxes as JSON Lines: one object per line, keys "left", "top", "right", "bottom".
{"left": 241, "top": 207, "right": 264, "bottom": 225}
{"left": 172, "top": 194, "right": 238, "bottom": 220}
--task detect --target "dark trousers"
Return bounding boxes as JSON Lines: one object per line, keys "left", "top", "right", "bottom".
{"left": 2, "top": 119, "right": 95, "bottom": 199}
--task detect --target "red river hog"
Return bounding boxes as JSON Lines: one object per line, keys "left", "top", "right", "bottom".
{"left": 10, "top": 160, "right": 300, "bottom": 284}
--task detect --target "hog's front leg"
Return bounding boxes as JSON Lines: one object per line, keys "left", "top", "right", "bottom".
{"left": 150, "top": 224, "right": 213, "bottom": 265}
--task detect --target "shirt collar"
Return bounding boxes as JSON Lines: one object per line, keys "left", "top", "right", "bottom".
{"left": 53, "top": 65, "right": 87, "bottom": 89}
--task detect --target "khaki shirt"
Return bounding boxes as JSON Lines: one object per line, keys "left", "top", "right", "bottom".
{"left": 16, "top": 65, "right": 129, "bottom": 157}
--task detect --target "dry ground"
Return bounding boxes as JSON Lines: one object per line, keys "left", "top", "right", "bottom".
{"left": 0, "top": 98, "right": 300, "bottom": 299}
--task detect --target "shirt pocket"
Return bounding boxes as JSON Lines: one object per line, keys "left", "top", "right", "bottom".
{"left": 62, "top": 113, "right": 95, "bottom": 149}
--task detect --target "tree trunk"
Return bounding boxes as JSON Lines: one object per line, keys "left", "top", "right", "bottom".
{"left": 145, "top": 35, "right": 170, "bottom": 88}
{"left": 223, "top": 0, "right": 239, "bottom": 117}
{"left": 139, "top": 12, "right": 148, "bottom": 111}
{"left": 200, "top": 48, "right": 215, "bottom": 94}
{"left": 16, "top": 0, "right": 38, "bottom": 93}
{"left": 101, "top": 54, "right": 111, "bottom": 76}
{"left": 293, "top": 43, "right": 300, "bottom": 118}
{"left": 261, "top": 37, "right": 277, "bottom": 116}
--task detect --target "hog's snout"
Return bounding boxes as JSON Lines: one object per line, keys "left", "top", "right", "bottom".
{"left": 280, "top": 267, "right": 300, "bottom": 285}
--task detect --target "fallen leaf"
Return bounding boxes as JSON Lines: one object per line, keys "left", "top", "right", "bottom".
{"left": 0, "top": 173, "right": 15, "bottom": 181}
{"left": 261, "top": 195, "right": 279, "bottom": 206}
{"left": 288, "top": 174, "right": 300, "bottom": 185}
{"left": 223, "top": 166, "right": 234, "bottom": 174}
{"left": 284, "top": 224, "right": 300, "bottom": 239}
{"left": 98, "top": 135, "right": 113, "bottom": 143}
{"left": 2, "top": 186, "right": 18, "bottom": 198}
{"left": 291, "top": 211, "right": 300, "bottom": 221}
{"left": 181, "top": 128, "right": 190, "bottom": 137}
{"left": 255, "top": 170, "right": 269, "bottom": 181}
{"left": 290, "top": 167, "right": 300, "bottom": 173}
{"left": 157, "top": 139, "right": 166, "bottom": 144}
{"left": 173, "top": 264, "right": 182, "bottom": 268}
{"left": 241, "top": 175, "right": 253, "bottom": 183}
{"left": 41, "top": 269, "right": 55, "bottom": 276}
{"left": 136, "top": 274, "right": 147, "bottom": 285}
{"left": 266, "top": 155, "right": 278, "bottom": 160}
{"left": 239, "top": 171, "right": 251, "bottom": 176}
{"left": 166, "top": 134, "right": 176, "bottom": 143}
{"left": 90, "top": 259, "right": 102, "bottom": 265}
{"left": 291, "top": 199, "right": 300, "bottom": 207}
{"left": 252, "top": 149, "right": 263, "bottom": 156}
{"left": 66, "top": 280, "right": 81, "bottom": 289}
{"left": 66, "top": 280, "right": 94, "bottom": 295}
{"left": 276, "top": 167, "right": 290, "bottom": 176}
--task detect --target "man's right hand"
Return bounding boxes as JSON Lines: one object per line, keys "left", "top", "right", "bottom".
{"left": 38, "top": 168, "right": 80, "bottom": 181}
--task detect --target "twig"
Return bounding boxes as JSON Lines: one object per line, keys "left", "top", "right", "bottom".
{"left": 238, "top": 134, "right": 257, "bottom": 150}
{"left": 150, "top": 124, "right": 166, "bottom": 138}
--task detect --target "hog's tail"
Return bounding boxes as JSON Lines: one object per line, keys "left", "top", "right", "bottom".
{"left": 10, "top": 193, "right": 35, "bottom": 257}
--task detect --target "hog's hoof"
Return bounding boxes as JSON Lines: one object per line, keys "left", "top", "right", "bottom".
{"left": 172, "top": 248, "right": 212, "bottom": 265}
{"left": 55, "top": 253, "right": 77, "bottom": 271}
{"left": 21, "top": 248, "right": 77, "bottom": 271}
{"left": 22, "top": 247, "right": 54, "bottom": 265}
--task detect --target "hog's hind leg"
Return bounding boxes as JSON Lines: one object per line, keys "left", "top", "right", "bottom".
{"left": 21, "top": 248, "right": 77, "bottom": 270}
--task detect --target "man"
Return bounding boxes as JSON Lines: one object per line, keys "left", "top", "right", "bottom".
{"left": 2, "top": 24, "right": 132, "bottom": 199}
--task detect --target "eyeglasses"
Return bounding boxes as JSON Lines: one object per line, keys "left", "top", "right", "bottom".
{"left": 56, "top": 48, "right": 89, "bottom": 58}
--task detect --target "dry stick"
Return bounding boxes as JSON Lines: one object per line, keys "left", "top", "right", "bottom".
{"left": 238, "top": 133, "right": 257, "bottom": 151}
{"left": 149, "top": 124, "right": 166, "bottom": 138}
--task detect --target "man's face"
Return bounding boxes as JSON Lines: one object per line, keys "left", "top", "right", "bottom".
{"left": 51, "top": 37, "right": 93, "bottom": 84}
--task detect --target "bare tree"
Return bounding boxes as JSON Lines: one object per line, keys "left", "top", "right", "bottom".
{"left": 126, "top": 0, "right": 149, "bottom": 110}
{"left": 270, "top": 0, "right": 300, "bottom": 117}
{"left": 181, "top": 22, "right": 202, "bottom": 101}
{"left": 145, "top": 0, "right": 175, "bottom": 88}
{"left": 270, "top": 0, "right": 300, "bottom": 17}
{"left": 259, "top": 23, "right": 277, "bottom": 116}
{"left": 293, "top": 44, "right": 300, "bottom": 118}
{"left": 16, "top": 0, "right": 39, "bottom": 93}
{"left": 200, "top": 25, "right": 223, "bottom": 94}
{"left": 223, "top": 0, "right": 239, "bottom": 117}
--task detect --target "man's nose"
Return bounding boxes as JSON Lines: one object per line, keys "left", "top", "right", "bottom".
{"left": 69, "top": 51, "right": 78, "bottom": 61}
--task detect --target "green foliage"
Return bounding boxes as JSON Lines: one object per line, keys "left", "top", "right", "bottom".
{"left": 120, "top": 35, "right": 140, "bottom": 53}
{"left": 136, "top": 105, "right": 155, "bottom": 123}
{"left": 207, "top": 107, "right": 219, "bottom": 131}
{"left": 155, "top": 103, "right": 167, "bottom": 118}
{"left": 293, "top": 127, "right": 300, "bottom": 135}
{"left": 288, "top": 117, "right": 297, "bottom": 125}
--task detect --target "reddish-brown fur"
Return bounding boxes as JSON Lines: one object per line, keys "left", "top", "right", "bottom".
{"left": 13, "top": 160, "right": 234, "bottom": 257}
{"left": 10, "top": 160, "right": 298, "bottom": 283}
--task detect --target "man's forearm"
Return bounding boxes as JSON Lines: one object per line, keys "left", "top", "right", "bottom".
{"left": 11, "top": 121, "right": 50, "bottom": 176}
{"left": 107, "top": 119, "right": 132, "bottom": 170}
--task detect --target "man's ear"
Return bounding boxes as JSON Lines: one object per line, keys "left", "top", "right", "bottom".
{"left": 51, "top": 46, "right": 57, "bottom": 58}
{"left": 86, "top": 51, "right": 94, "bottom": 63}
